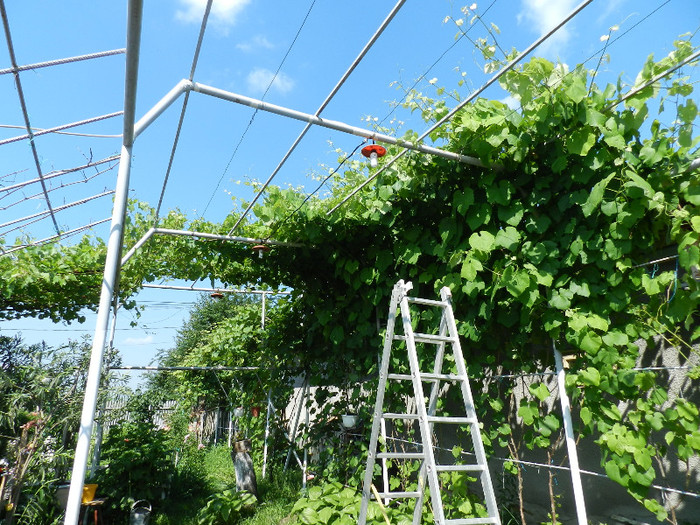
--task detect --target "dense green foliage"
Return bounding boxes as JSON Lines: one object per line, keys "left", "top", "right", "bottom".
{"left": 0, "top": 336, "right": 94, "bottom": 524}
{"left": 1, "top": 25, "right": 699, "bottom": 522}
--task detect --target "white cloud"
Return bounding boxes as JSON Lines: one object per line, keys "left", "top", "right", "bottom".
{"left": 246, "top": 68, "right": 295, "bottom": 95}
{"left": 236, "top": 35, "right": 274, "bottom": 52}
{"left": 518, "top": 0, "right": 577, "bottom": 57}
{"left": 500, "top": 95, "right": 521, "bottom": 110}
{"left": 175, "top": 0, "right": 250, "bottom": 28}
{"left": 123, "top": 335, "right": 154, "bottom": 346}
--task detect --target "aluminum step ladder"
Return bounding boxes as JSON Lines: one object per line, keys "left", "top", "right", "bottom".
{"left": 358, "top": 280, "right": 500, "bottom": 525}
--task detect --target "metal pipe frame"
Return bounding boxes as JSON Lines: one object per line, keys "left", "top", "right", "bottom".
{"left": 228, "top": 0, "right": 408, "bottom": 234}
{"left": 0, "top": 111, "right": 123, "bottom": 146}
{"left": 0, "top": 218, "right": 110, "bottom": 257}
{"left": 110, "top": 366, "right": 260, "bottom": 371}
{"left": 189, "top": 81, "right": 484, "bottom": 167}
{"left": 0, "top": 0, "right": 60, "bottom": 234}
{"left": 0, "top": 154, "right": 120, "bottom": 194}
{"left": 553, "top": 343, "right": 588, "bottom": 525}
{"left": 0, "top": 48, "right": 125, "bottom": 75}
{"left": 141, "top": 283, "right": 291, "bottom": 295}
{"left": 64, "top": 0, "right": 143, "bottom": 523}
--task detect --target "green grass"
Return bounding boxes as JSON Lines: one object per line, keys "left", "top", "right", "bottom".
{"left": 149, "top": 446, "right": 300, "bottom": 525}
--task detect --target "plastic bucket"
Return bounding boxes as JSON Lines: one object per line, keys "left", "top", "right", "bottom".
{"left": 82, "top": 484, "right": 98, "bottom": 504}
{"left": 130, "top": 500, "right": 151, "bottom": 525}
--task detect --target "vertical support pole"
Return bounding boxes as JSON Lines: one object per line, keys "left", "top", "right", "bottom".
{"left": 228, "top": 409, "right": 233, "bottom": 448}
{"left": 64, "top": 3, "right": 142, "bottom": 522}
{"left": 553, "top": 343, "right": 588, "bottom": 525}
{"left": 262, "top": 389, "right": 272, "bottom": 478}
{"left": 284, "top": 377, "right": 308, "bottom": 471}
{"left": 302, "top": 385, "right": 310, "bottom": 490}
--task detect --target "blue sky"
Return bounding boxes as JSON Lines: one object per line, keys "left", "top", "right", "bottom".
{"left": 1, "top": 0, "right": 698, "bottom": 385}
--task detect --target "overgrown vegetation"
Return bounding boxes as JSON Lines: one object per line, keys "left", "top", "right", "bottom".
{"left": 1, "top": 12, "right": 698, "bottom": 524}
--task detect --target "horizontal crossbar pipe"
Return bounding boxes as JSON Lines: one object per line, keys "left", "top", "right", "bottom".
{"left": 110, "top": 366, "right": 260, "bottom": 371}
{"left": 0, "top": 48, "right": 125, "bottom": 75}
{"left": 121, "top": 227, "right": 303, "bottom": 265}
{"left": 0, "top": 218, "right": 110, "bottom": 257}
{"left": 608, "top": 49, "right": 700, "bottom": 110}
{"left": 0, "top": 190, "right": 115, "bottom": 229}
{"left": 120, "top": 227, "right": 155, "bottom": 265}
{"left": 133, "top": 79, "right": 190, "bottom": 139}
{"left": 0, "top": 155, "right": 120, "bottom": 194}
{"left": 0, "top": 111, "right": 123, "bottom": 146}
{"left": 141, "top": 283, "right": 291, "bottom": 295}
{"left": 190, "top": 81, "right": 484, "bottom": 167}
{"left": 153, "top": 227, "right": 304, "bottom": 247}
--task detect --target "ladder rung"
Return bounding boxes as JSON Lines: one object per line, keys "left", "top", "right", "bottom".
{"left": 376, "top": 452, "right": 424, "bottom": 460}
{"left": 426, "top": 416, "right": 477, "bottom": 424}
{"left": 373, "top": 491, "right": 421, "bottom": 499}
{"left": 445, "top": 518, "right": 500, "bottom": 525}
{"left": 406, "top": 297, "right": 449, "bottom": 307}
{"left": 394, "top": 333, "right": 456, "bottom": 344}
{"left": 387, "top": 373, "right": 413, "bottom": 381}
{"left": 435, "top": 464, "right": 485, "bottom": 472}
{"left": 383, "top": 412, "right": 420, "bottom": 419}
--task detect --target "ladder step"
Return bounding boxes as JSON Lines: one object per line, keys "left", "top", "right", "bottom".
{"left": 406, "top": 296, "right": 449, "bottom": 307}
{"left": 445, "top": 518, "right": 500, "bottom": 525}
{"left": 435, "top": 464, "right": 485, "bottom": 472}
{"left": 426, "top": 416, "right": 477, "bottom": 424}
{"left": 372, "top": 491, "right": 421, "bottom": 499}
{"left": 394, "top": 333, "right": 456, "bottom": 344}
{"left": 376, "top": 452, "right": 424, "bottom": 460}
{"left": 383, "top": 412, "right": 420, "bottom": 420}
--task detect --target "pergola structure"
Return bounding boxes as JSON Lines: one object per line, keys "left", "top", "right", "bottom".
{"left": 2, "top": 1, "right": 699, "bottom": 523}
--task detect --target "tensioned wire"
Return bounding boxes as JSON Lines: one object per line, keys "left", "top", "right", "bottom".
{"left": 226, "top": 0, "right": 407, "bottom": 236}
{"left": 1, "top": 163, "right": 118, "bottom": 212}
{"left": 0, "top": 0, "right": 59, "bottom": 234}
{"left": 201, "top": 0, "right": 318, "bottom": 219}
{"left": 327, "top": 0, "right": 690, "bottom": 216}
{"left": 325, "top": 0, "right": 597, "bottom": 216}
{"left": 152, "top": 0, "right": 214, "bottom": 222}
{"left": 248, "top": 0, "right": 498, "bottom": 237}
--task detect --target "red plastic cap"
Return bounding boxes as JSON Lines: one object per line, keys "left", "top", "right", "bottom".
{"left": 361, "top": 144, "right": 386, "bottom": 158}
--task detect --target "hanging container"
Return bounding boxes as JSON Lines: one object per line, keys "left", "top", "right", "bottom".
{"left": 130, "top": 500, "right": 151, "bottom": 525}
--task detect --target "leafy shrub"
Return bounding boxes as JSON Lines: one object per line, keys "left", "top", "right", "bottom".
{"left": 196, "top": 489, "right": 257, "bottom": 524}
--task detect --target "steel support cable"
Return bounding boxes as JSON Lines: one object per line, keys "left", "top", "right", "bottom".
{"left": 379, "top": 0, "right": 500, "bottom": 128}
{"left": 0, "top": 48, "right": 125, "bottom": 75}
{"left": 152, "top": 0, "right": 214, "bottom": 222}
{"left": 326, "top": 0, "right": 595, "bottom": 216}
{"left": 0, "top": 218, "right": 111, "bottom": 257}
{"left": 0, "top": 0, "right": 60, "bottom": 235}
{"left": 227, "top": 0, "right": 407, "bottom": 236}
{"left": 0, "top": 111, "right": 124, "bottom": 147}
{"left": 202, "top": 0, "right": 317, "bottom": 217}
{"left": 268, "top": 141, "right": 365, "bottom": 238}
{"left": 0, "top": 154, "right": 120, "bottom": 194}
{"left": 453, "top": 0, "right": 680, "bottom": 163}
{"left": 0, "top": 189, "right": 115, "bottom": 233}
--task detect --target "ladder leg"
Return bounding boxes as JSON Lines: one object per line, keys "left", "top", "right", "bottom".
{"left": 400, "top": 293, "right": 446, "bottom": 524}
{"left": 413, "top": 309, "right": 450, "bottom": 523}
{"left": 440, "top": 287, "right": 501, "bottom": 524}
{"left": 359, "top": 281, "right": 409, "bottom": 525}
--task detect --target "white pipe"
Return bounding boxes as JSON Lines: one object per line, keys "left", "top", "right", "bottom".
{"left": 141, "top": 283, "right": 290, "bottom": 295}
{"left": 64, "top": 1, "right": 143, "bottom": 523}
{"left": 120, "top": 227, "right": 155, "bottom": 265}
{"left": 262, "top": 390, "right": 272, "bottom": 479}
{"left": 553, "top": 343, "right": 588, "bottom": 525}
{"left": 134, "top": 79, "right": 190, "bottom": 139}
{"left": 153, "top": 227, "right": 304, "bottom": 247}
{"left": 191, "top": 82, "right": 484, "bottom": 167}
